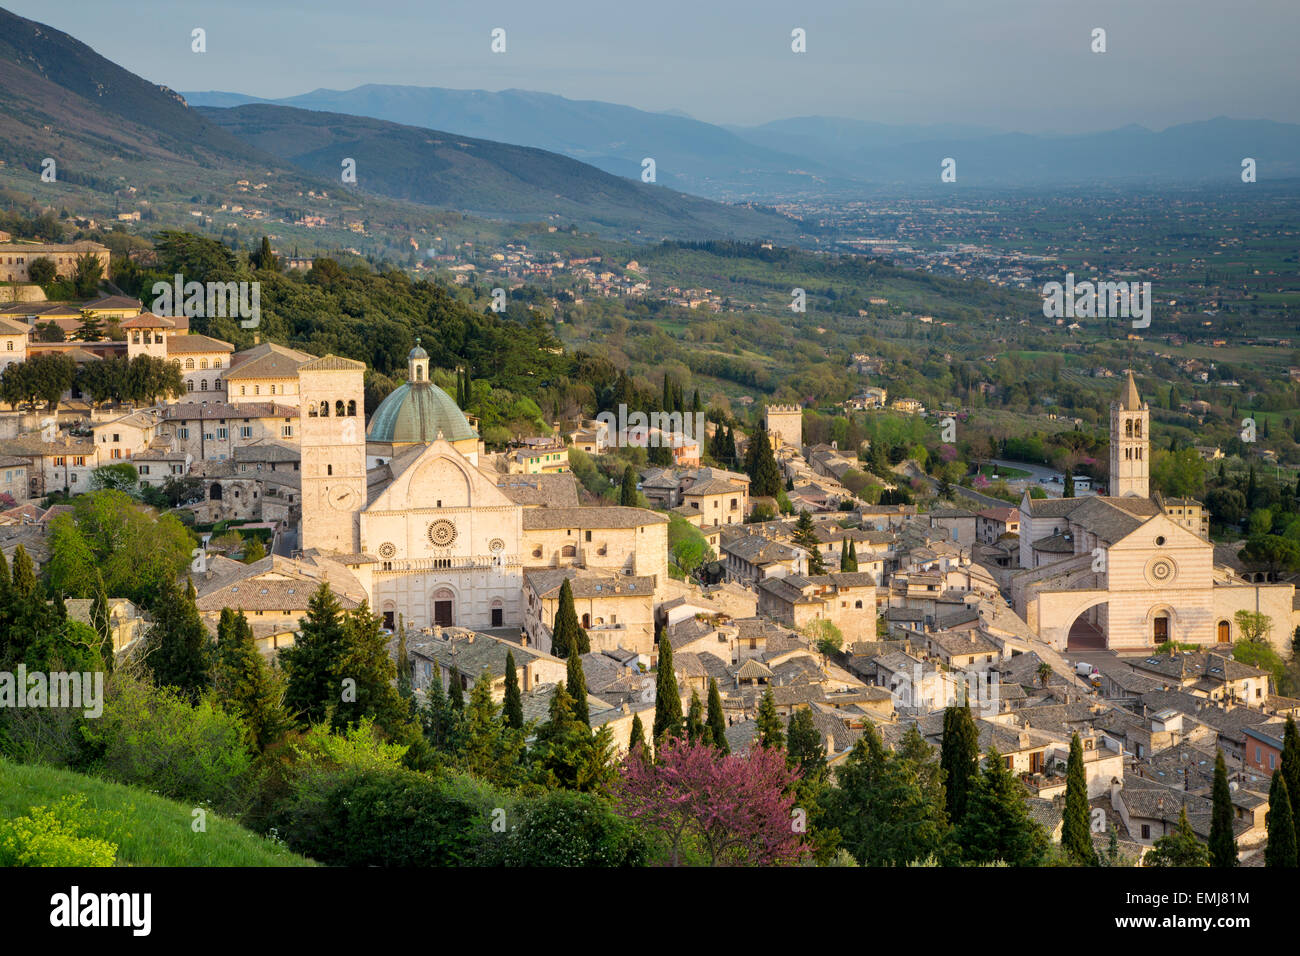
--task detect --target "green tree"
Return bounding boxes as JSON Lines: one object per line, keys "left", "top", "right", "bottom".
{"left": 787, "top": 708, "right": 826, "bottom": 779}
{"left": 550, "top": 577, "right": 589, "bottom": 658}
{"left": 686, "top": 689, "right": 705, "bottom": 743}
{"left": 1062, "top": 732, "right": 1097, "bottom": 865}
{"left": 957, "top": 746, "right": 1049, "bottom": 866}
{"left": 652, "top": 629, "right": 683, "bottom": 743}
{"left": 333, "top": 601, "right": 409, "bottom": 736}
{"left": 530, "top": 681, "right": 617, "bottom": 793}
{"left": 1282, "top": 716, "right": 1300, "bottom": 827}
{"left": 281, "top": 582, "right": 348, "bottom": 726}
{"left": 706, "top": 678, "right": 729, "bottom": 753}
{"left": 1145, "top": 806, "right": 1210, "bottom": 867}
{"left": 89, "top": 570, "right": 113, "bottom": 674}
{"left": 458, "top": 672, "right": 525, "bottom": 786}
{"left": 620, "top": 464, "right": 638, "bottom": 507}
{"left": 11, "top": 544, "right": 37, "bottom": 598}
{"left": 1266, "top": 770, "right": 1298, "bottom": 867}
{"left": 503, "top": 649, "right": 524, "bottom": 730}
{"left": 567, "top": 651, "right": 590, "bottom": 726}
{"left": 940, "top": 702, "right": 980, "bottom": 827}
{"left": 1209, "top": 749, "right": 1238, "bottom": 867}
{"left": 793, "top": 509, "right": 826, "bottom": 574}
{"left": 755, "top": 690, "right": 784, "bottom": 750}
{"left": 628, "top": 713, "right": 648, "bottom": 757}
{"left": 745, "top": 423, "right": 782, "bottom": 498}
{"left": 144, "top": 578, "right": 210, "bottom": 702}
{"left": 212, "top": 607, "right": 288, "bottom": 750}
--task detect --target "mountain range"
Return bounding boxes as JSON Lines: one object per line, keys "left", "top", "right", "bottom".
{"left": 186, "top": 85, "right": 1300, "bottom": 195}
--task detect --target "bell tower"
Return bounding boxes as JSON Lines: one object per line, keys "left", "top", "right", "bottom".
{"left": 1109, "top": 371, "right": 1149, "bottom": 498}
{"left": 299, "top": 354, "right": 368, "bottom": 553}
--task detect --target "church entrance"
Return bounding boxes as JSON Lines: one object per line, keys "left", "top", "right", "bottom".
{"left": 433, "top": 587, "right": 454, "bottom": 627}
{"left": 1153, "top": 615, "right": 1169, "bottom": 644}
{"left": 1065, "top": 603, "right": 1108, "bottom": 651}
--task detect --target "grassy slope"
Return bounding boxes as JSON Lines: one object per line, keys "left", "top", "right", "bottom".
{"left": 0, "top": 759, "right": 313, "bottom": 867}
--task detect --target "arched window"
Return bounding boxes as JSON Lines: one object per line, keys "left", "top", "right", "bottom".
{"left": 308, "top": 404, "right": 318, "bottom": 417}
{"left": 416, "top": 366, "right": 423, "bottom": 381}
{"left": 186, "top": 380, "right": 194, "bottom": 392}
{"left": 200, "top": 358, "right": 208, "bottom": 370}
{"left": 1134, "top": 420, "right": 1142, "bottom": 438}
{"left": 581, "top": 613, "right": 591, "bottom": 628}
{"left": 185, "top": 358, "right": 195, "bottom": 370}
{"left": 1124, "top": 420, "right": 1133, "bottom": 437}
{"left": 214, "top": 378, "right": 221, "bottom": 391}
{"left": 854, "top": 600, "right": 863, "bottom": 609}
{"left": 320, "top": 401, "right": 329, "bottom": 417}
{"left": 213, "top": 358, "right": 222, "bottom": 369}
{"left": 335, "top": 400, "right": 345, "bottom": 417}
{"left": 561, "top": 544, "right": 577, "bottom": 558}
{"left": 347, "top": 400, "right": 356, "bottom": 416}
{"left": 200, "top": 379, "right": 208, "bottom": 392}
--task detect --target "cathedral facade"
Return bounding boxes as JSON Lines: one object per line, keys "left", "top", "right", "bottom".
{"left": 1012, "top": 373, "right": 1294, "bottom": 653}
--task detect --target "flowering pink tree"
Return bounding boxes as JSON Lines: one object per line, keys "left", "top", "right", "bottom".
{"left": 614, "top": 738, "right": 809, "bottom": 866}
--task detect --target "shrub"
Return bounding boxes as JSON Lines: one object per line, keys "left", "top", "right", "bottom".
{"left": 501, "top": 791, "right": 646, "bottom": 867}
{"left": 0, "top": 796, "right": 117, "bottom": 867}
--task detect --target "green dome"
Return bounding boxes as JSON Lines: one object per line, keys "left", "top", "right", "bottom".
{"left": 367, "top": 381, "right": 477, "bottom": 444}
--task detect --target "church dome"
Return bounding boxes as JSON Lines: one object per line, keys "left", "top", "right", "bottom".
{"left": 367, "top": 381, "right": 477, "bottom": 444}
{"left": 408, "top": 341, "right": 429, "bottom": 361}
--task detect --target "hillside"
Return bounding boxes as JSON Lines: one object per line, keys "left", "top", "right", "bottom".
{"left": 196, "top": 103, "right": 804, "bottom": 239}
{"left": 182, "top": 84, "right": 847, "bottom": 200}
{"left": 0, "top": 759, "right": 313, "bottom": 866}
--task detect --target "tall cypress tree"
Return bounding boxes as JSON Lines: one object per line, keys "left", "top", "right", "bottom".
{"left": 629, "top": 712, "right": 648, "bottom": 755}
{"left": 11, "top": 544, "right": 36, "bottom": 598}
{"left": 447, "top": 666, "right": 464, "bottom": 713}
{"left": 282, "top": 582, "right": 347, "bottom": 726}
{"left": 756, "top": 690, "right": 784, "bottom": 749}
{"left": 839, "top": 538, "right": 850, "bottom": 572}
{"left": 620, "top": 464, "right": 638, "bottom": 506}
{"left": 1266, "top": 770, "right": 1299, "bottom": 867}
{"left": 1209, "top": 749, "right": 1238, "bottom": 867}
{"left": 1281, "top": 716, "right": 1300, "bottom": 827}
{"left": 746, "top": 423, "right": 782, "bottom": 498}
{"left": 652, "top": 628, "right": 683, "bottom": 743}
{"left": 847, "top": 539, "right": 858, "bottom": 572}
{"left": 686, "top": 689, "right": 704, "bottom": 743}
{"left": 566, "top": 651, "right": 590, "bottom": 726}
{"left": 940, "top": 702, "right": 980, "bottom": 827}
{"left": 395, "top": 621, "right": 413, "bottom": 700}
{"left": 550, "top": 578, "right": 589, "bottom": 658}
{"left": 1062, "top": 733, "right": 1097, "bottom": 865}
{"left": 706, "top": 677, "right": 729, "bottom": 753}
{"left": 503, "top": 649, "right": 524, "bottom": 729}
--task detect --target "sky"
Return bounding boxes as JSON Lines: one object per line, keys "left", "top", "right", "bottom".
{"left": 7, "top": 0, "right": 1299, "bottom": 132}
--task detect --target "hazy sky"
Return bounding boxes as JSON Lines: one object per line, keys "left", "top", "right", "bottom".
{"left": 8, "top": 0, "right": 1298, "bottom": 131}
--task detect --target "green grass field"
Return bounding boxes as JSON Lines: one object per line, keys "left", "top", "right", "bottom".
{"left": 0, "top": 759, "right": 314, "bottom": 867}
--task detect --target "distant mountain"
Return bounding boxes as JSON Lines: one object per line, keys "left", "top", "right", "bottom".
{"left": 182, "top": 86, "right": 853, "bottom": 199}
{"left": 197, "top": 103, "right": 803, "bottom": 239}
{"left": 185, "top": 86, "right": 1300, "bottom": 191}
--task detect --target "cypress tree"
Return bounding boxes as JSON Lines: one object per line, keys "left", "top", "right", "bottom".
{"left": 686, "top": 689, "right": 704, "bottom": 743}
{"left": 756, "top": 690, "right": 784, "bottom": 749}
{"left": 1062, "top": 732, "right": 1097, "bottom": 865}
{"left": 787, "top": 708, "right": 826, "bottom": 778}
{"left": 652, "top": 628, "right": 683, "bottom": 743}
{"left": 550, "top": 577, "right": 589, "bottom": 658}
{"left": 839, "top": 538, "right": 850, "bottom": 571}
{"left": 1266, "top": 770, "right": 1299, "bottom": 867}
{"left": 395, "top": 621, "right": 412, "bottom": 700}
{"left": 420, "top": 665, "right": 452, "bottom": 749}
{"left": 1209, "top": 749, "right": 1238, "bottom": 867}
{"left": 620, "top": 464, "right": 638, "bottom": 506}
{"left": 566, "top": 650, "right": 590, "bottom": 725}
{"left": 847, "top": 539, "right": 858, "bottom": 572}
{"left": 1282, "top": 716, "right": 1300, "bottom": 827}
{"left": 503, "top": 649, "right": 524, "bottom": 729}
{"left": 447, "top": 666, "right": 464, "bottom": 712}
{"left": 11, "top": 544, "right": 36, "bottom": 598}
{"left": 724, "top": 426, "right": 736, "bottom": 465}
{"left": 746, "top": 423, "right": 782, "bottom": 498}
{"left": 706, "top": 677, "right": 729, "bottom": 753}
{"left": 282, "top": 582, "right": 347, "bottom": 726}
{"left": 940, "top": 702, "right": 980, "bottom": 827}
{"left": 629, "top": 712, "right": 647, "bottom": 755}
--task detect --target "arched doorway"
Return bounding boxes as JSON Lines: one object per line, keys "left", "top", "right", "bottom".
{"left": 432, "top": 588, "right": 454, "bottom": 627}
{"left": 1217, "top": 619, "right": 1231, "bottom": 643}
{"left": 1065, "top": 601, "right": 1109, "bottom": 651}
{"left": 210, "top": 482, "right": 223, "bottom": 501}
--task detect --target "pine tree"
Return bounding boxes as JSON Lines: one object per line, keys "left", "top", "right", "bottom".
{"left": 706, "top": 677, "right": 729, "bottom": 753}
{"left": 793, "top": 509, "right": 826, "bottom": 574}
{"left": 282, "top": 582, "right": 348, "bottom": 726}
{"left": 787, "top": 708, "right": 826, "bottom": 779}
{"left": 550, "top": 577, "right": 589, "bottom": 658}
{"left": 90, "top": 570, "right": 113, "bottom": 674}
{"left": 652, "top": 629, "right": 683, "bottom": 743}
{"left": 11, "top": 544, "right": 36, "bottom": 598}
{"left": 503, "top": 649, "right": 524, "bottom": 729}
{"left": 686, "top": 689, "right": 704, "bottom": 743}
{"left": 144, "top": 577, "right": 211, "bottom": 702}
{"left": 1208, "top": 749, "right": 1238, "bottom": 866}
{"left": 756, "top": 690, "right": 784, "bottom": 749}
{"left": 1266, "top": 770, "right": 1299, "bottom": 867}
{"left": 940, "top": 702, "right": 980, "bottom": 827}
{"left": 1062, "top": 732, "right": 1097, "bottom": 865}
{"left": 457, "top": 671, "right": 525, "bottom": 786}
{"left": 213, "top": 608, "right": 288, "bottom": 750}
{"left": 958, "top": 746, "right": 1049, "bottom": 866}
{"left": 620, "top": 464, "right": 638, "bottom": 507}
{"left": 333, "top": 601, "right": 408, "bottom": 735}
{"left": 567, "top": 651, "right": 590, "bottom": 725}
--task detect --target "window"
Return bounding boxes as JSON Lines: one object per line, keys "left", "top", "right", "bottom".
{"left": 4, "top": 342, "right": 10, "bottom": 351}
{"left": 240, "top": 426, "right": 252, "bottom": 439}
{"left": 185, "top": 358, "right": 195, "bottom": 370}
{"left": 327, "top": 464, "right": 333, "bottom": 476}
{"left": 178, "top": 427, "right": 189, "bottom": 439}
{"left": 200, "top": 380, "right": 208, "bottom": 392}
{"left": 347, "top": 400, "right": 356, "bottom": 416}
{"left": 335, "top": 400, "right": 345, "bottom": 417}
{"left": 281, "top": 425, "right": 293, "bottom": 438}
{"left": 216, "top": 428, "right": 227, "bottom": 439}
{"left": 270, "top": 384, "right": 276, "bottom": 394}
{"left": 214, "top": 378, "right": 221, "bottom": 391}
{"left": 200, "top": 358, "right": 208, "bottom": 370}
{"left": 240, "top": 386, "right": 247, "bottom": 396}
{"left": 186, "top": 380, "right": 194, "bottom": 392}
{"left": 111, "top": 448, "right": 122, "bottom": 460}
{"left": 213, "top": 359, "right": 222, "bottom": 369}
{"left": 585, "top": 530, "right": 592, "bottom": 542}
{"left": 254, "top": 385, "right": 260, "bottom": 395}
{"left": 1141, "top": 825, "right": 1150, "bottom": 839}
{"left": 319, "top": 401, "right": 329, "bottom": 417}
